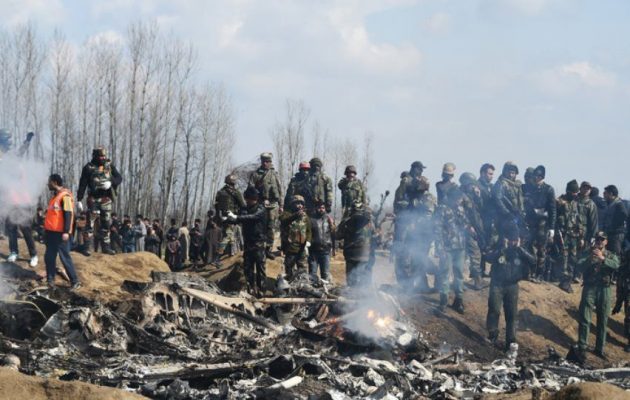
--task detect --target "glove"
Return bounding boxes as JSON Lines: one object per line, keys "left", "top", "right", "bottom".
{"left": 612, "top": 303, "right": 622, "bottom": 315}
{"left": 226, "top": 211, "right": 237, "bottom": 221}
{"left": 100, "top": 181, "right": 112, "bottom": 190}
{"left": 77, "top": 201, "right": 84, "bottom": 212}
{"left": 548, "top": 229, "right": 555, "bottom": 239}
{"left": 305, "top": 241, "right": 311, "bottom": 248}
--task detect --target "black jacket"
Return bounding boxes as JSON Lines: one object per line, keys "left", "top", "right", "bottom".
{"left": 524, "top": 182, "right": 556, "bottom": 230}
{"left": 487, "top": 244, "right": 535, "bottom": 286}
{"left": 235, "top": 203, "right": 267, "bottom": 250}
{"left": 603, "top": 198, "right": 627, "bottom": 235}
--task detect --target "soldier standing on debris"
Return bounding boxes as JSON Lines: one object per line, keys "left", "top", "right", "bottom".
{"left": 396, "top": 176, "right": 436, "bottom": 291}
{"left": 492, "top": 162, "right": 524, "bottom": 237}
{"left": 279, "top": 195, "right": 312, "bottom": 280}
{"left": 613, "top": 250, "right": 630, "bottom": 352}
{"left": 459, "top": 172, "right": 487, "bottom": 290}
{"left": 602, "top": 185, "right": 627, "bottom": 256}
{"left": 225, "top": 187, "right": 268, "bottom": 295}
{"left": 338, "top": 165, "right": 366, "bottom": 217}
{"left": 434, "top": 189, "right": 469, "bottom": 313}
{"left": 308, "top": 158, "right": 334, "bottom": 214}
{"left": 337, "top": 200, "right": 374, "bottom": 287}
{"left": 436, "top": 163, "right": 458, "bottom": 205}
{"left": 77, "top": 147, "right": 122, "bottom": 255}
{"left": 44, "top": 174, "right": 81, "bottom": 289}
{"left": 215, "top": 174, "right": 245, "bottom": 265}
{"left": 248, "top": 152, "right": 283, "bottom": 260}
{"left": 284, "top": 162, "right": 311, "bottom": 210}
{"left": 523, "top": 165, "right": 556, "bottom": 282}
{"left": 485, "top": 223, "right": 535, "bottom": 349}
{"left": 308, "top": 200, "right": 336, "bottom": 283}
{"left": 575, "top": 231, "right": 619, "bottom": 360}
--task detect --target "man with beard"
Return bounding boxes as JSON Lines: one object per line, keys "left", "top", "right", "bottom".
{"left": 215, "top": 174, "right": 246, "bottom": 265}
{"left": 602, "top": 185, "right": 627, "bottom": 256}
{"left": 523, "top": 165, "right": 556, "bottom": 282}
{"left": 248, "top": 152, "right": 283, "bottom": 260}
{"left": 77, "top": 147, "right": 122, "bottom": 255}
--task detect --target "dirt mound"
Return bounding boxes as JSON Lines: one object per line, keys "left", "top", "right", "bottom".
{"left": 550, "top": 382, "right": 630, "bottom": 400}
{"left": 0, "top": 367, "right": 146, "bottom": 400}
{"left": 0, "top": 239, "right": 170, "bottom": 303}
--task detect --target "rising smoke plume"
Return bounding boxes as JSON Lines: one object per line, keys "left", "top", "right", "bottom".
{"left": 0, "top": 152, "right": 49, "bottom": 226}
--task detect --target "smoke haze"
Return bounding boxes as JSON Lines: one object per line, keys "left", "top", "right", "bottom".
{"left": 0, "top": 153, "right": 49, "bottom": 226}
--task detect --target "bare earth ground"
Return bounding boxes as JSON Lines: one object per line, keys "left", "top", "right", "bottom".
{"left": 1, "top": 238, "right": 629, "bottom": 398}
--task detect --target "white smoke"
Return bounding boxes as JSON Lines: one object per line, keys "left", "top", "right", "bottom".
{"left": 0, "top": 152, "right": 49, "bottom": 226}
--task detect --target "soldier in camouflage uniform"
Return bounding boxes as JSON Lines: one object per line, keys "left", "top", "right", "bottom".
{"left": 77, "top": 147, "right": 123, "bottom": 255}
{"left": 434, "top": 189, "right": 469, "bottom": 314}
{"left": 396, "top": 176, "right": 436, "bottom": 291}
{"left": 284, "top": 162, "right": 311, "bottom": 210}
{"left": 337, "top": 200, "right": 374, "bottom": 287}
{"left": 338, "top": 165, "right": 366, "bottom": 217}
{"left": 308, "top": 157, "right": 333, "bottom": 213}
{"left": 575, "top": 231, "right": 620, "bottom": 360}
{"left": 279, "top": 195, "right": 312, "bottom": 280}
{"left": 556, "top": 180, "right": 584, "bottom": 292}
{"left": 436, "top": 162, "right": 458, "bottom": 205}
{"left": 215, "top": 174, "right": 246, "bottom": 265}
{"left": 394, "top": 161, "right": 425, "bottom": 214}
{"left": 602, "top": 185, "right": 627, "bottom": 257}
{"left": 613, "top": 249, "right": 630, "bottom": 352}
{"left": 523, "top": 165, "right": 556, "bottom": 281}
{"left": 248, "top": 152, "right": 283, "bottom": 259}
{"left": 492, "top": 162, "right": 524, "bottom": 238}
{"left": 459, "top": 172, "right": 487, "bottom": 290}
{"left": 576, "top": 181, "right": 599, "bottom": 276}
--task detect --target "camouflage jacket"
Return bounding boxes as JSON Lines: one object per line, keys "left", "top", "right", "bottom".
{"left": 394, "top": 176, "right": 412, "bottom": 214}
{"left": 557, "top": 194, "right": 586, "bottom": 239}
{"left": 248, "top": 167, "right": 283, "bottom": 204}
{"left": 477, "top": 178, "right": 495, "bottom": 227}
{"left": 434, "top": 202, "right": 468, "bottom": 252}
{"left": 577, "top": 194, "right": 598, "bottom": 242}
{"left": 436, "top": 180, "right": 458, "bottom": 205}
{"left": 338, "top": 178, "right": 366, "bottom": 211}
{"left": 460, "top": 189, "right": 485, "bottom": 245}
{"left": 77, "top": 160, "right": 123, "bottom": 201}
{"left": 337, "top": 208, "right": 373, "bottom": 262}
{"left": 279, "top": 210, "right": 312, "bottom": 254}
{"left": 524, "top": 182, "right": 556, "bottom": 231}
{"left": 215, "top": 185, "right": 245, "bottom": 215}
{"left": 284, "top": 172, "right": 311, "bottom": 210}
{"left": 492, "top": 175, "right": 524, "bottom": 220}
{"left": 309, "top": 171, "right": 334, "bottom": 211}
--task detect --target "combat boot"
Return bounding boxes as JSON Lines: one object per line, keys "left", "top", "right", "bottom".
{"left": 559, "top": 280, "right": 573, "bottom": 293}
{"left": 451, "top": 297, "right": 465, "bottom": 314}
{"left": 472, "top": 276, "right": 487, "bottom": 291}
{"left": 101, "top": 242, "right": 116, "bottom": 255}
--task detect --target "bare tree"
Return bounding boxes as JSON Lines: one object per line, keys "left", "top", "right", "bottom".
{"left": 360, "top": 131, "right": 375, "bottom": 202}
{"left": 270, "top": 98, "right": 310, "bottom": 189}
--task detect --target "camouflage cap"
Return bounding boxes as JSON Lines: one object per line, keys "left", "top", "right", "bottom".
{"left": 442, "top": 162, "right": 456, "bottom": 175}
{"left": 309, "top": 157, "right": 323, "bottom": 167}
{"left": 291, "top": 195, "right": 305, "bottom": 204}
{"left": 459, "top": 172, "right": 477, "bottom": 186}
{"left": 260, "top": 152, "right": 273, "bottom": 160}
{"left": 345, "top": 165, "right": 357, "bottom": 174}
{"left": 594, "top": 231, "right": 607, "bottom": 240}
{"left": 411, "top": 161, "right": 426, "bottom": 170}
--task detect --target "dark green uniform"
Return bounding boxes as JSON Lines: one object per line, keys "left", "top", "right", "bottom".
{"left": 557, "top": 193, "right": 585, "bottom": 281}
{"left": 577, "top": 248, "right": 619, "bottom": 354}
{"left": 486, "top": 242, "right": 535, "bottom": 346}
{"left": 308, "top": 170, "right": 333, "bottom": 213}
{"left": 338, "top": 178, "right": 366, "bottom": 215}
{"left": 280, "top": 207, "right": 312, "bottom": 279}
{"left": 460, "top": 185, "right": 485, "bottom": 281}
{"left": 337, "top": 204, "right": 374, "bottom": 287}
{"left": 215, "top": 184, "right": 245, "bottom": 255}
{"left": 248, "top": 165, "right": 283, "bottom": 251}
{"left": 613, "top": 257, "right": 630, "bottom": 350}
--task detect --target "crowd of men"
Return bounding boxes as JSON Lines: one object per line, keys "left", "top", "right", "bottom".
{"left": 1, "top": 136, "right": 629, "bottom": 362}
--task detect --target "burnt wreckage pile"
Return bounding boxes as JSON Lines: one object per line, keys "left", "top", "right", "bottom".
{"left": 0, "top": 271, "right": 629, "bottom": 399}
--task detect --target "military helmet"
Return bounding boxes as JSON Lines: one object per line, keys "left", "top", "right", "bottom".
{"left": 309, "top": 157, "right": 323, "bottom": 168}
{"left": 260, "top": 152, "right": 273, "bottom": 161}
{"left": 459, "top": 172, "right": 477, "bottom": 186}
{"left": 502, "top": 161, "right": 519, "bottom": 175}
{"left": 299, "top": 161, "right": 310, "bottom": 170}
{"left": 345, "top": 165, "right": 357, "bottom": 174}
{"left": 291, "top": 195, "right": 305, "bottom": 204}
{"left": 225, "top": 174, "right": 237, "bottom": 185}
{"left": 442, "top": 162, "right": 456, "bottom": 175}
{"left": 411, "top": 161, "right": 426, "bottom": 170}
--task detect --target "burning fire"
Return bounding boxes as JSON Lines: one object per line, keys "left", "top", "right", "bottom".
{"left": 366, "top": 309, "right": 394, "bottom": 335}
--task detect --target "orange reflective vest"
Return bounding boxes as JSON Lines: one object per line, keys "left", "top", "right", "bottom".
{"left": 44, "top": 189, "right": 74, "bottom": 233}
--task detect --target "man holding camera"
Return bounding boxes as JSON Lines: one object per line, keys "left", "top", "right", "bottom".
{"left": 576, "top": 231, "right": 620, "bottom": 360}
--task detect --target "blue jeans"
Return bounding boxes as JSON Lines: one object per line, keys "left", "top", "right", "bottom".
{"left": 44, "top": 230, "right": 79, "bottom": 284}
{"left": 123, "top": 243, "right": 136, "bottom": 253}
{"left": 308, "top": 251, "right": 331, "bottom": 281}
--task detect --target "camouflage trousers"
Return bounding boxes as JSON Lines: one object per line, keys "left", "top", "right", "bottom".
{"left": 528, "top": 228, "right": 548, "bottom": 279}
{"left": 437, "top": 249, "right": 465, "bottom": 298}
{"left": 466, "top": 235, "right": 482, "bottom": 279}
{"left": 562, "top": 236, "right": 585, "bottom": 279}
{"left": 266, "top": 204, "right": 279, "bottom": 249}
{"left": 284, "top": 249, "right": 308, "bottom": 280}
{"left": 218, "top": 224, "right": 236, "bottom": 255}
{"left": 88, "top": 196, "right": 112, "bottom": 245}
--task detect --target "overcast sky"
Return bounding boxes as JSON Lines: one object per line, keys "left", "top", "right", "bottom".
{"left": 2, "top": 0, "right": 629, "bottom": 198}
